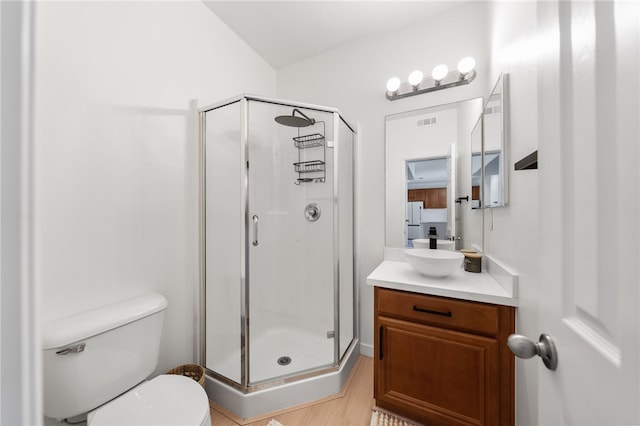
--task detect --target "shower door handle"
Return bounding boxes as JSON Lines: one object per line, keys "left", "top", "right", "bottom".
{"left": 252, "top": 215, "right": 259, "bottom": 246}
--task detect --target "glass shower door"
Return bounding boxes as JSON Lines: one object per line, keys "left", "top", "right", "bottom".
{"left": 246, "top": 100, "right": 335, "bottom": 385}
{"left": 337, "top": 117, "right": 354, "bottom": 360}
{"left": 204, "top": 100, "right": 243, "bottom": 384}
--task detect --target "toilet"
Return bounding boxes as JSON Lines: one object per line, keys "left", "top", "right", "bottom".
{"left": 42, "top": 293, "right": 211, "bottom": 426}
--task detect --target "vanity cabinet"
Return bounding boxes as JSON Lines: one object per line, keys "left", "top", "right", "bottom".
{"left": 374, "top": 287, "right": 515, "bottom": 426}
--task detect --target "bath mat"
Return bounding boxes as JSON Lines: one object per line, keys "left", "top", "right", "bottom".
{"left": 370, "top": 409, "right": 419, "bottom": 426}
{"left": 266, "top": 419, "right": 284, "bottom": 426}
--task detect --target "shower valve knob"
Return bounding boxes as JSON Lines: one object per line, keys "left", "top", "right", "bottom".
{"left": 304, "top": 203, "right": 321, "bottom": 222}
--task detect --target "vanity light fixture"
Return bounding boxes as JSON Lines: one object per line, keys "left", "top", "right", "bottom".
{"left": 408, "top": 70, "right": 423, "bottom": 89}
{"left": 385, "top": 57, "right": 477, "bottom": 101}
{"left": 457, "top": 56, "right": 476, "bottom": 77}
{"left": 386, "top": 77, "right": 401, "bottom": 94}
{"left": 431, "top": 64, "right": 449, "bottom": 84}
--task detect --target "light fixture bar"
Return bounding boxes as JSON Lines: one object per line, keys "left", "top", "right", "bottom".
{"left": 385, "top": 68, "right": 476, "bottom": 101}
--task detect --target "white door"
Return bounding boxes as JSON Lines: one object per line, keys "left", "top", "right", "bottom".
{"left": 447, "top": 144, "right": 456, "bottom": 240}
{"left": 536, "top": 1, "right": 639, "bottom": 423}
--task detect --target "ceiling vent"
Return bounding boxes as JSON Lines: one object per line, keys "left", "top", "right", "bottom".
{"left": 417, "top": 116, "right": 437, "bottom": 127}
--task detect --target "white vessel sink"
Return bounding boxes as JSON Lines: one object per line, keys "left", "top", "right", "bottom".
{"left": 412, "top": 239, "right": 454, "bottom": 251}
{"left": 405, "top": 248, "right": 464, "bottom": 278}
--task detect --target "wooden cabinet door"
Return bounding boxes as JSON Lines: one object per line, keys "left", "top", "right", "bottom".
{"left": 375, "top": 316, "right": 499, "bottom": 426}
{"left": 418, "top": 188, "right": 447, "bottom": 209}
{"left": 472, "top": 186, "right": 481, "bottom": 201}
{"left": 434, "top": 187, "right": 447, "bottom": 208}
{"left": 423, "top": 189, "right": 433, "bottom": 208}
{"left": 413, "top": 189, "right": 426, "bottom": 204}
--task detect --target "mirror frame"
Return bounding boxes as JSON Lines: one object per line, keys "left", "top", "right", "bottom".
{"left": 470, "top": 113, "right": 483, "bottom": 210}
{"left": 482, "top": 73, "right": 509, "bottom": 208}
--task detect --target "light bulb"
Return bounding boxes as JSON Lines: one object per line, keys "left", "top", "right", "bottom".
{"left": 431, "top": 64, "right": 449, "bottom": 82}
{"left": 457, "top": 57, "right": 476, "bottom": 75}
{"left": 408, "top": 70, "right": 423, "bottom": 87}
{"left": 386, "top": 77, "right": 401, "bottom": 93}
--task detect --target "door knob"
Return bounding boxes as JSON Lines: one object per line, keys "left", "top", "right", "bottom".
{"left": 507, "top": 333, "right": 558, "bottom": 371}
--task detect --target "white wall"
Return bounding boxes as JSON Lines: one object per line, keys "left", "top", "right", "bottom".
{"left": 34, "top": 0, "right": 276, "bottom": 381}
{"left": 277, "top": 2, "right": 489, "bottom": 357}
{"left": 486, "top": 2, "right": 540, "bottom": 425}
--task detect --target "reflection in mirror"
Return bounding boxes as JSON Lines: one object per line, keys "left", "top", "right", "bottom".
{"left": 471, "top": 115, "right": 482, "bottom": 209}
{"left": 406, "top": 157, "right": 449, "bottom": 247}
{"left": 385, "top": 98, "right": 483, "bottom": 251}
{"left": 483, "top": 73, "right": 509, "bottom": 207}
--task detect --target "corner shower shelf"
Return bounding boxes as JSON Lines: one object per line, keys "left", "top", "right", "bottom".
{"left": 293, "top": 160, "right": 325, "bottom": 173}
{"left": 293, "top": 121, "right": 326, "bottom": 185}
{"left": 297, "top": 177, "right": 325, "bottom": 184}
{"left": 293, "top": 133, "right": 325, "bottom": 149}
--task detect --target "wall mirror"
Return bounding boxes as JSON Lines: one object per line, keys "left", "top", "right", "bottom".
{"left": 482, "top": 73, "right": 509, "bottom": 207}
{"left": 385, "top": 98, "right": 483, "bottom": 250}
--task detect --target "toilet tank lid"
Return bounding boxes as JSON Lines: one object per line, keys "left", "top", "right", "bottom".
{"left": 42, "top": 293, "right": 168, "bottom": 350}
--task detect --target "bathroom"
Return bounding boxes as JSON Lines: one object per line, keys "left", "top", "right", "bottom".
{"left": 2, "top": 1, "right": 639, "bottom": 425}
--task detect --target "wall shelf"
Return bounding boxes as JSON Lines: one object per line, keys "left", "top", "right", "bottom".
{"left": 514, "top": 150, "right": 537, "bottom": 170}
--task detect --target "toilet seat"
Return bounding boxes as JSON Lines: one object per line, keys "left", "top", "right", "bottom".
{"left": 88, "top": 374, "right": 211, "bottom": 426}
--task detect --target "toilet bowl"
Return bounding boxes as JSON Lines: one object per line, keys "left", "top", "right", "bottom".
{"left": 42, "top": 293, "right": 211, "bottom": 426}
{"left": 88, "top": 375, "right": 210, "bottom": 426}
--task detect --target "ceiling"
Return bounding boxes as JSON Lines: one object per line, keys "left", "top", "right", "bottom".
{"left": 407, "top": 158, "right": 448, "bottom": 188}
{"left": 203, "top": 1, "right": 464, "bottom": 69}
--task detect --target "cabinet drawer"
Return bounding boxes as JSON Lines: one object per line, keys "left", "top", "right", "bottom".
{"left": 375, "top": 287, "right": 499, "bottom": 336}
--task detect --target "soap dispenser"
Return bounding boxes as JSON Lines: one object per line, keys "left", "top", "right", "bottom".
{"left": 428, "top": 226, "right": 438, "bottom": 249}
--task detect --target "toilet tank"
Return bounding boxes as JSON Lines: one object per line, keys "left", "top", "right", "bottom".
{"left": 42, "top": 293, "right": 168, "bottom": 420}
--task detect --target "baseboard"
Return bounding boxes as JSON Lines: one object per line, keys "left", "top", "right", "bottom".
{"left": 359, "top": 342, "right": 374, "bottom": 358}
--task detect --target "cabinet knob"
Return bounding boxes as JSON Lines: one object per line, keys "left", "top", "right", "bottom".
{"left": 507, "top": 333, "right": 558, "bottom": 371}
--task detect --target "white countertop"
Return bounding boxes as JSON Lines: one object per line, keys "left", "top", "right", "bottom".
{"left": 367, "top": 260, "right": 518, "bottom": 307}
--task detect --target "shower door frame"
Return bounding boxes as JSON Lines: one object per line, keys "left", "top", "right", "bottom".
{"left": 198, "top": 94, "right": 358, "bottom": 393}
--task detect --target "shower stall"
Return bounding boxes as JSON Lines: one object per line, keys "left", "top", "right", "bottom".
{"left": 199, "top": 95, "right": 357, "bottom": 418}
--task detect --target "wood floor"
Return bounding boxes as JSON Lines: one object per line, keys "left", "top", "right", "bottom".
{"left": 209, "top": 356, "right": 374, "bottom": 426}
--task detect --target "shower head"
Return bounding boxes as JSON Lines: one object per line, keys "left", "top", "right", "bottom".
{"left": 274, "top": 108, "right": 316, "bottom": 128}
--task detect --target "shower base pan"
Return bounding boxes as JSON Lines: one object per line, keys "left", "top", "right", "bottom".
{"left": 204, "top": 342, "right": 359, "bottom": 420}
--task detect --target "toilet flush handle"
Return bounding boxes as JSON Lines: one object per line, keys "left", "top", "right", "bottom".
{"left": 56, "top": 343, "right": 86, "bottom": 355}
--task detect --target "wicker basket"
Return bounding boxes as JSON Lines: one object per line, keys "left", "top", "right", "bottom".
{"left": 166, "top": 364, "right": 205, "bottom": 387}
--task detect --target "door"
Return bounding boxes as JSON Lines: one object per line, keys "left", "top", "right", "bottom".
{"left": 537, "top": 1, "right": 639, "bottom": 423}
{"left": 447, "top": 144, "right": 456, "bottom": 240}
{"left": 246, "top": 100, "right": 336, "bottom": 385}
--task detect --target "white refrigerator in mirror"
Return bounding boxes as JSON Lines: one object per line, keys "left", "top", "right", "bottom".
{"left": 406, "top": 201, "right": 423, "bottom": 240}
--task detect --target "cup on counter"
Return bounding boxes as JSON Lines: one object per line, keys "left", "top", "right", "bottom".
{"left": 460, "top": 250, "right": 482, "bottom": 273}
